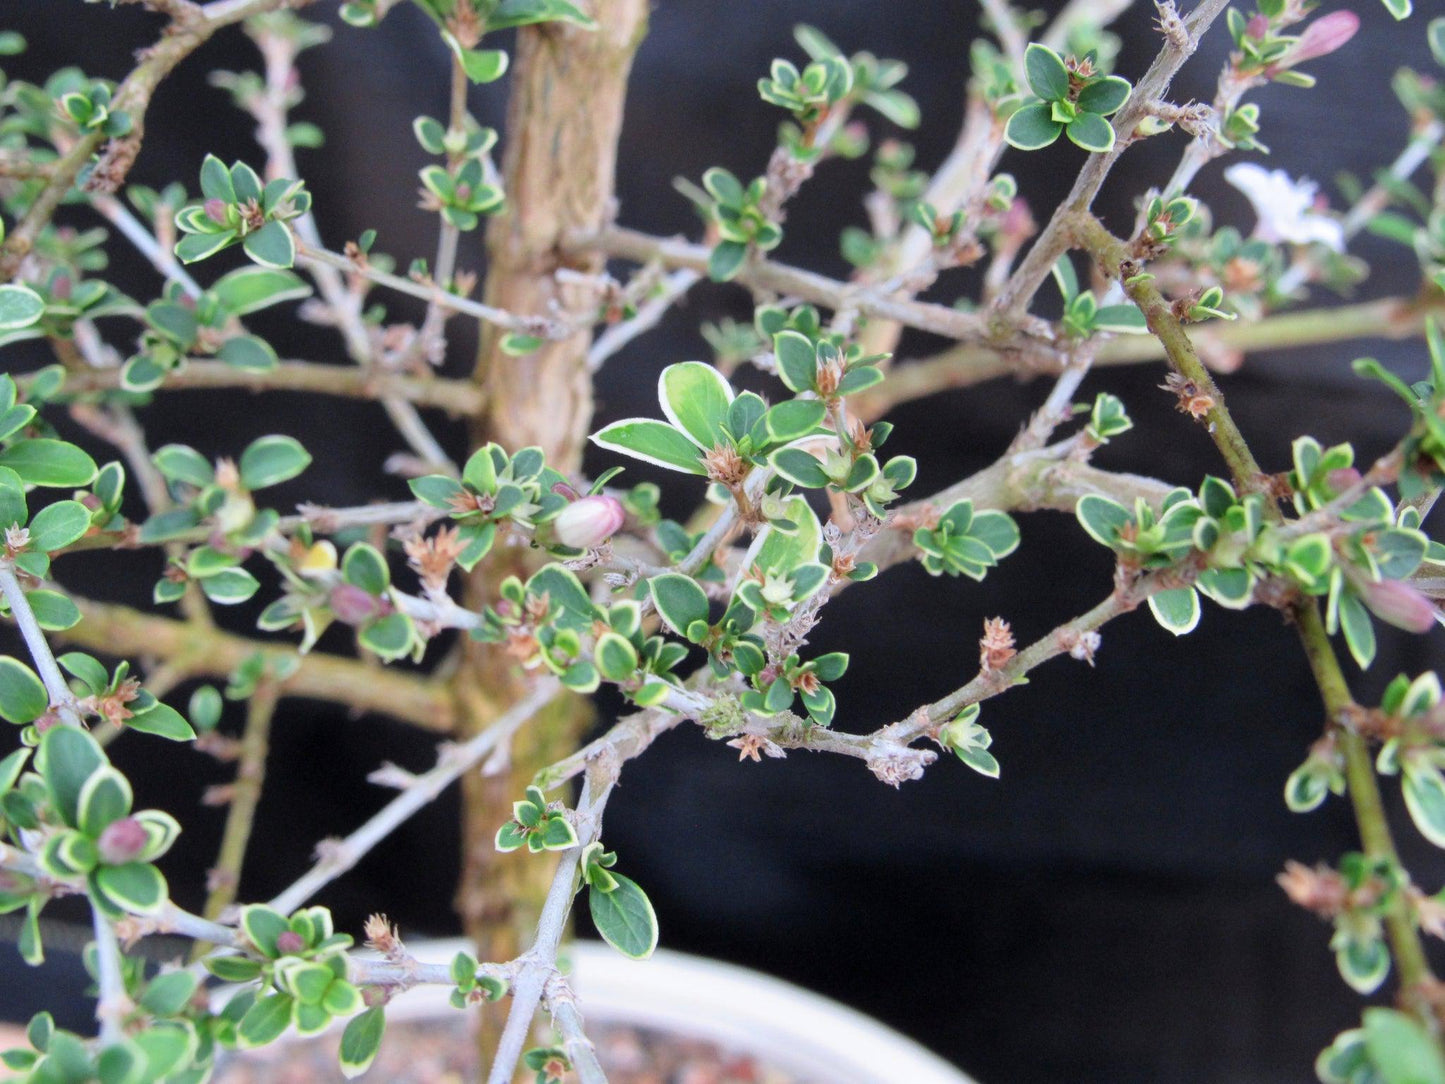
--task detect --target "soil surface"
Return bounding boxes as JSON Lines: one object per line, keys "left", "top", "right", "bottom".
{"left": 212, "top": 1016, "right": 812, "bottom": 1083}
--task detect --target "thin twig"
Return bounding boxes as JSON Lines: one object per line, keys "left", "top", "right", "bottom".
{"left": 265, "top": 680, "right": 560, "bottom": 915}
{"left": 486, "top": 767, "right": 615, "bottom": 1084}
{"left": 0, "top": 563, "right": 85, "bottom": 727}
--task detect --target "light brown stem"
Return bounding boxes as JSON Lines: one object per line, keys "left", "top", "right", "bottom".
{"left": 57, "top": 597, "right": 459, "bottom": 731}
{"left": 456, "top": 1, "right": 650, "bottom": 1065}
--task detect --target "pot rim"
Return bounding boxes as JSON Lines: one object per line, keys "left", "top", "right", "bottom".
{"left": 382, "top": 938, "right": 979, "bottom": 1084}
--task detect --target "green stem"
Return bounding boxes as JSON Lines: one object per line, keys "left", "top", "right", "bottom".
{"left": 1073, "top": 213, "right": 1264, "bottom": 487}
{"left": 1296, "top": 602, "right": 1435, "bottom": 997}
{"left": 197, "top": 680, "right": 278, "bottom": 934}
{"left": 1074, "top": 211, "right": 1439, "bottom": 1020}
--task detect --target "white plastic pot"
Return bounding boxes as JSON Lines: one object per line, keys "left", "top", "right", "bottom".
{"left": 385, "top": 939, "right": 979, "bottom": 1084}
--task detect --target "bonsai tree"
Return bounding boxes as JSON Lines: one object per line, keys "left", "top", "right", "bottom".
{"left": 0, "top": 0, "right": 1443, "bottom": 1081}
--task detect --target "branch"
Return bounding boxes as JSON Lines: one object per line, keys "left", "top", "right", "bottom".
{"left": 587, "top": 269, "right": 701, "bottom": 371}
{"left": 543, "top": 976, "right": 607, "bottom": 1084}
{"left": 54, "top": 596, "right": 461, "bottom": 731}
{"left": 35, "top": 360, "right": 487, "bottom": 417}
{"left": 91, "top": 903, "right": 129, "bottom": 1046}
{"left": 200, "top": 681, "right": 279, "bottom": 924}
{"left": 296, "top": 242, "right": 559, "bottom": 337}
{"left": 990, "top": 0, "right": 1232, "bottom": 322}
{"left": 0, "top": 0, "right": 312, "bottom": 281}
{"left": 0, "top": 563, "right": 85, "bottom": 727}
{"left": 851, "top": 295, "right": 1432, "bottom": 421}
{"left": 486, "top": 766, "right": 614, "bottom": 1084}
{"left": 1073, "top": 212, "right": 1264, "bottom": 486}
{"left": 573, "top": 225, "right": 989, "bottom": 341}
{"left": 265, "top": 680, "right": 560, "bottom": 915}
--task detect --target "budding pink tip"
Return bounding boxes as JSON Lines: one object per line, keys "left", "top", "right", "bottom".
{"left": 1246, "top": 14, "right": 1268, "bottom": 38}
{"left": 1289, "top": 11, "right": 1359, "bottom": 66}
{"left": 330, "top": 583, "right": 384, "bottom": 626}
{"left": 1326, "top": 468, "right": 1362, "bottom": 493}
{"left": 275, "top": 931, "right": 306, "bottom": 955}
{"left": 553, "top": 494, "right": 626, "bottom": 550}
{"left": 97, "top": 817, "right": 149, "bottom": 866}
{"left": 1360, "top": 578, "right": 1439, "bottom": 634}
{"left": 204, "top": 198, "right": 230, "bottom": 225}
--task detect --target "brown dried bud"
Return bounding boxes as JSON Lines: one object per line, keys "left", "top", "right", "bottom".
{"left": 979, "top": 617, "right": 1017, "bottom": 672}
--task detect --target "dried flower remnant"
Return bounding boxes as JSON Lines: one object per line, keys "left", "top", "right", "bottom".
{"left": 1160, "top": 372, "right": 1215, "bottom": 420}
{"left": 979, "top": 617, "right": 1017, "bottom": 672}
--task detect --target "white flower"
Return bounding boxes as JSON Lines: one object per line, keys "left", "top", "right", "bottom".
{"left": 1223, "top": 162, "right": 1344, "bottom": 251}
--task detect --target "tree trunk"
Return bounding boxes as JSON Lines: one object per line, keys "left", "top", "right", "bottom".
{"left": 451, "top": 1, "right": 648, "bottom": 1069}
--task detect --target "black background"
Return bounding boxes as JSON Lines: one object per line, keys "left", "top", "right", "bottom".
{"left": 3, "top": 1, "right": 1445, "bottom": 1081}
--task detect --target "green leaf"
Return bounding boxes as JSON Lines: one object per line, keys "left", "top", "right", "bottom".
{"left": 763, "top": 400, "right": 826, "bottom": 444}
{"left": 39, "top": 725, "right": 104, "bottom": 828}
{"left": 770, "top": 447, "right": 830, "bottom": 488}
{"left": 1339, "top": 592, "right": 1377, "bottom": 670}
{"left": 708, "top": 240, "right": 748, "bottom": 282}
{"left": 77, "top": 767, "right": 131, "bottom": 836}
{"left": 342, "top": 542, "right": 390, "bottom": 595}
{"left": 200, "top": 567, "right": 259, "bottom": 604}
{"left": 199, "top": 154, "right": 237, "bottom": 203}
{"left": 1148, "top": 587, "right": 1201, "bottom": 635}
{"left": 1024, "top": 43, "right": 1069, "bottom": 101}
{"left": 968, "top": 510, "right": 1020, "bottom": 559}
{"left": 0, "top": 656, "right": 46, "bottom": 724}
{"left": 212, "top": 266, "right": 311, "bottom": 316}
{"left": 152, "top": 445, "right": 213, "bottom": 488}
{"left": 592, "top": 419, "right": 706, "bottom": 474}
{"left": 217, "top": 334, "right": 279, "bottom": 372}
{"left": 1379, "top": 0, "right": 1410, "bottom": 19}
{"left": 20, "top": 590, "right": 78, "bottom": 633}
{"left": 242, "top": 220, "right": 296, "bottom": 269}
{"left": 241, "top": 904, "right": 290, "bottom": 958}
{"left": 339, "top": 1006, "right": 385, "bottom": 1079}
{"left": 658, "top": 362, "right": 733, "bottom": 450}
{"left": 1076, "top": 75, "right": 1131, "bottom": 116}
{"left": 93, "top": 862, "right": 166, "bottom": 915}
{"left": 27, "top": 501, "right": 91, "bottom": 552}
{"left": 649, "top": 574, "right": 710, "bottom": 640}
{"left": 239, "top": 435, "right": 311, "bottom": 490}
{"left": 1004, "top": 101, "right": 1061, "bottom": 151}
{"left": 1363, "top": 1007, "right": 1445, "bottom": 1083}
{"left": 1404, "top": 760, "right": 1445, "bottom": 849}
{"left": 490, "top": 0, "right": 598, "bottom": 29}
{"left": 589, "top": 872, "right": 659, "bottom": 959}
{"left": 205, "top": 955, "right": 263, "bottom": 983}
{"left": 139, "top": 970, "right": 198, "bottom": 1017}
{"left": 360, "top": 613, "right": 415, "bottom": 661}
{"left": 774, "top": 331, "right": 817, "bottom": 393}
{"left": 237, "top": 993, "right": 294, "bottom": 1049}
{"left": 176, "top": 228, "right": 238, "bottom": 264}
{"left": 457, "top": 46, "right": 509, "bottom": 84}
{"left": 0, "top": 440, "right": 97, "bottom": 487}
{"left": 0, "top": 285, "right": 45, "bottom": 331}
{"left": 1075, "top": 494, "right": 1131, "bottom": 548}
{"left": 1066, "top": 112, "right": 1116, "bottom": 153}
{"left": 595, "top": 632, "right": 639, "bottom": 682}
{"left": 127, "top": 702, "right": 196, "bottom": 742}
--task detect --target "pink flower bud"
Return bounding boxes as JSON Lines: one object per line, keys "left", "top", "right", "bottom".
{"left": 552, "top": 495, "right": 625, "bottom": 550}
{"left": 204, "top": 198, "right": 230, "bottom": 225}
{"left": 1359, "top": 578, "right": 1439, "bottom": 634}
{"left": 1326, "top": 468, "right": 1362, "bottom": 494}
{"left": 1287, "top": 11, "right": 1359, "bottom": 66}
{"left": 1246, "top": 14, "right": 1268, "bottom": 38}
{"left": 330, "top": 583, "right": 385, "bottom": 625}
{"left": 275, "top": 931, "right": 306, "bottom": 955}
{"left": 97, "top": 817, "right": 150, "bottom": 866}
